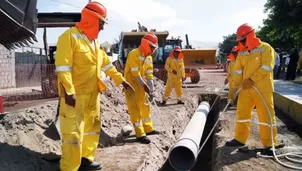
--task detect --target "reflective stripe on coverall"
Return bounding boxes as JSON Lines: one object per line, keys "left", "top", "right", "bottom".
{"left": 124, "top": 48, "right": 155, "bottom": 138}
{"left": 55, "top": 27, "right": 125, "bottom": 171}
{"left": 162, "top": 57, "right": 185, "bottom": 101}
{"left": 232, "top": 42, "right": 277, "bottom": 147}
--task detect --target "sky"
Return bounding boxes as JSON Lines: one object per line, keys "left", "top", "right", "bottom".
{"left": 28, "top": 0, "right": 268, "bottom": 50}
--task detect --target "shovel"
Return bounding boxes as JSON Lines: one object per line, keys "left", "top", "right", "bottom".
{"left": 43, "top": 100, "right": 61, "bottom": 141}
{"left": 41, "top": 100, "right": 61, "bottom": 162}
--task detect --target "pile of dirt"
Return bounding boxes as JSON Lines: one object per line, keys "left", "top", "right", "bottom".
{"left": 0, "top": 78, "right": 199, "bottom": 171}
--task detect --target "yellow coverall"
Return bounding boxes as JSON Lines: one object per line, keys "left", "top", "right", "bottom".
{"left": 124, "top": 48, "right": 155, "bottom": 138}
{"left": 162, "top": 57, "right": 185, "bottom": 102}
{"left": 232, "top": 42, "right": 277, "bottom": 147}
{"left": 55, "top": 27, "right": 125, "bottom": 171}
{"left": 227, "top": 60, "right": 236, "bottom": 101}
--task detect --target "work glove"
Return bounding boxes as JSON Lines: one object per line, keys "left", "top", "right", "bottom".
{"left": 122, "top": 81, "right": 135, "bottom": 93}
{"left": 242, "top": 79, "right": 253, "bottom": 89}
{"left": 65, "top": 92, "right": 76, "bottom": 108}
{"left": 172, "top": 70, "right": 177, "bottom": 75}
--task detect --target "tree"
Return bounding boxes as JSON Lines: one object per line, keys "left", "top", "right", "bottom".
{"left": 218, "top": 33, "right": 237, "bottom": 63}
{"left": 258, "top": 0, "right": 302, "bottom": 50}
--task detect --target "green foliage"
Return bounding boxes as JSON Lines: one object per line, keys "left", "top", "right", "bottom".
{"left": 258, "top": 0, "right": 302, "bottom": 50}
{"left": 219, "top": 0, "right": 302, "bottom": 55}
{"left": 218, "top": 33, "right": 237, "bottom": 63}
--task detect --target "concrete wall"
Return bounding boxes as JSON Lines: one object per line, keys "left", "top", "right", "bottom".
{"left": 0, "top": 44, "right": 15, "bottom": 88}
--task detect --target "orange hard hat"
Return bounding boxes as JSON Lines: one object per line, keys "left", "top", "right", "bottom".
{"left": 85, "top": 1, "right": 108, "bottom": 24}
{"left": 139, "top": 33, "right": 158, "bottom": 56}
{"left": 236, "top": 23, "right": 255, "bottom": 41}
{"left": 143, "top": 33, "right": 158, "bottom": 48}
{"left": 174, "top": 46, "right": 181, "bottom": 52}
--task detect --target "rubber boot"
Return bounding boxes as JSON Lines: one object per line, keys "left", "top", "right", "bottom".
{"left": 259, "top": 147, "right": 275, "bottom": 156}
{"left": 79, "top": 158, "right": 102, "bottom": 170}
{"left": 146, "top": 130, "right": 160, "bottom": 136}
{"left": 225, "top": 139, "right": 245, "bottom": 147}
{"left": 136, "top": 136, "right": 151, "bottom": 144}
{"left": 177, "top": 100, "right": 185, "bottom": 104}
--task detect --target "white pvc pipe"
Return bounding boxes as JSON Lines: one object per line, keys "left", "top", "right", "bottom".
{"left": 169, "top": 101, "right": 210, "bottom": 171}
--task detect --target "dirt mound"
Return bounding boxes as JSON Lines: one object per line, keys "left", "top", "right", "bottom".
{"left": 0, "top": 78, "right": 199, "bottom": 171}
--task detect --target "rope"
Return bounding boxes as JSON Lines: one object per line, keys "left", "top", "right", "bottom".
{"left": 252, "top": 85, "right": 302, "bottom": 170}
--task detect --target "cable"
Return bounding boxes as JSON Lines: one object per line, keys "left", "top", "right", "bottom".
{"left": 253, "top": 85, "right": 302, "bottom": 170}
{"left": 146, "top": 93, "right": 176, "bottom": 142}
{"left": 197, "top": 86, "right": 241, "bottom": 155}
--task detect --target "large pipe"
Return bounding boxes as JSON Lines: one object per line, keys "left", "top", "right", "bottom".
{"left": 169, "top": 101, "right": 210, "bottom": 171}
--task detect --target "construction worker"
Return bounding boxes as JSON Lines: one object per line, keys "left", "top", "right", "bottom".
{"left": 226, "top": 23, "right": 278, "bottom": 153}
{"left": 124, "top": 33, "right": 160, "bottom": 144}
{"left": 225, "top": 46, "right": 239, "bottom": 104}
{"left": 161, "top": 46, "right": 185, "bottom": 105}
{"left": 55, "top": 2, "right": 133, "bottom": 171}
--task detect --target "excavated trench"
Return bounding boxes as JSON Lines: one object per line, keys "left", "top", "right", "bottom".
{"left": 160, "top": 93, "right": 226, "bottom": 171}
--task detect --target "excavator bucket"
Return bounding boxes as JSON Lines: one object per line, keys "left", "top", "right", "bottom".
{"left": 181, "top": 49, "right": 217, "bottom": 69}
{"left": 0, "top": 0, "right": 38, "bottom": 49}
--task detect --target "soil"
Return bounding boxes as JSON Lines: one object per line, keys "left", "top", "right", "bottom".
{"left": 0, "top": 78, "right": 199, "bottom": 171}
{"left": 0, "top": 69, "right": 301, "bottom": 171}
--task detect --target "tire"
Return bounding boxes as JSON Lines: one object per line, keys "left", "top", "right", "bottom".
{"left": 190, "top": 68, "right": 200, "bottom": 84}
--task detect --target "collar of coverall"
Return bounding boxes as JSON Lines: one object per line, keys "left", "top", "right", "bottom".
{"left": 227, "top": 53, "right": 235, "bottom": 61}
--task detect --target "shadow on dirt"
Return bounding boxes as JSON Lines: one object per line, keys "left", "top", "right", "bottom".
{"left": 274, "top": 108, "right": 302, "bottom": 138}
{"left": 0, "top": 142, "right": 60, "bottom": 171}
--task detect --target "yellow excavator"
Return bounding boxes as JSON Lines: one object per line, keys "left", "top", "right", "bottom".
{"left": 113, "top": 29, "right": 217, "bottom": 84}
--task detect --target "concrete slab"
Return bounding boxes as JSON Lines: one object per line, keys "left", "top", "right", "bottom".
{"left": 274, "top": 80, "right": 302, "bottom": 125}
{"left": 274, "top": 80, "right": 302, "bottom": 104}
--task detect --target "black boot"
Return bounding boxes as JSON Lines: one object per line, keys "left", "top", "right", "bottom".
{"left": 136, "top": 136, "right": 151, "bottom": 144}
{"left": 146, "top": 130, "right": 160, "bottom": 136}
{"left": 225, "top": 139, "right": 245, "bottom": 147}
{"left": 79, "top": 158, "right": 102, "bottom": 170}
{"left": 177, "top": 100, "right": 185, "bottom": 104}
{"left": 259, "top": 147, "right": 275, "bottom": 156}
{"left": 161, "top": 101, "right": 167, "bottom": 106}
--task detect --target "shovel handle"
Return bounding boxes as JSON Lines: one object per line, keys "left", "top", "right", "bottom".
{"left": 55, "top": 102, "right": 60, "bottom": 122}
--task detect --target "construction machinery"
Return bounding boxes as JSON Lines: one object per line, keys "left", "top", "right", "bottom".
{"left": 113, "top": 30, "right": 217, "bottom": 84}
{"left": 0, "top": 0, "right": 38, "bottom": 49}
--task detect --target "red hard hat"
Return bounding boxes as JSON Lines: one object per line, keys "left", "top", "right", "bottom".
{"left": 85, "top": 1, "right": 108, "bottom": 23}
{"left": 236, "top": 23, "right": 255, "bottom": 41}
{"left": 143, "top": 33, "right": 158, "bottom": 48}
{"left": 174, "top": 46, "right": 181, "bottom": 52}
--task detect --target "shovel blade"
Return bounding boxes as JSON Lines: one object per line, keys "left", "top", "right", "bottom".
{"left": 43, "top": 118, "right": 61, "bottom": 141}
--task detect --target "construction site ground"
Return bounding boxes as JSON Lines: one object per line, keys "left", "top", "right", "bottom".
{"left": 0, "top": 69, "right": 301, "bottom": 171}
